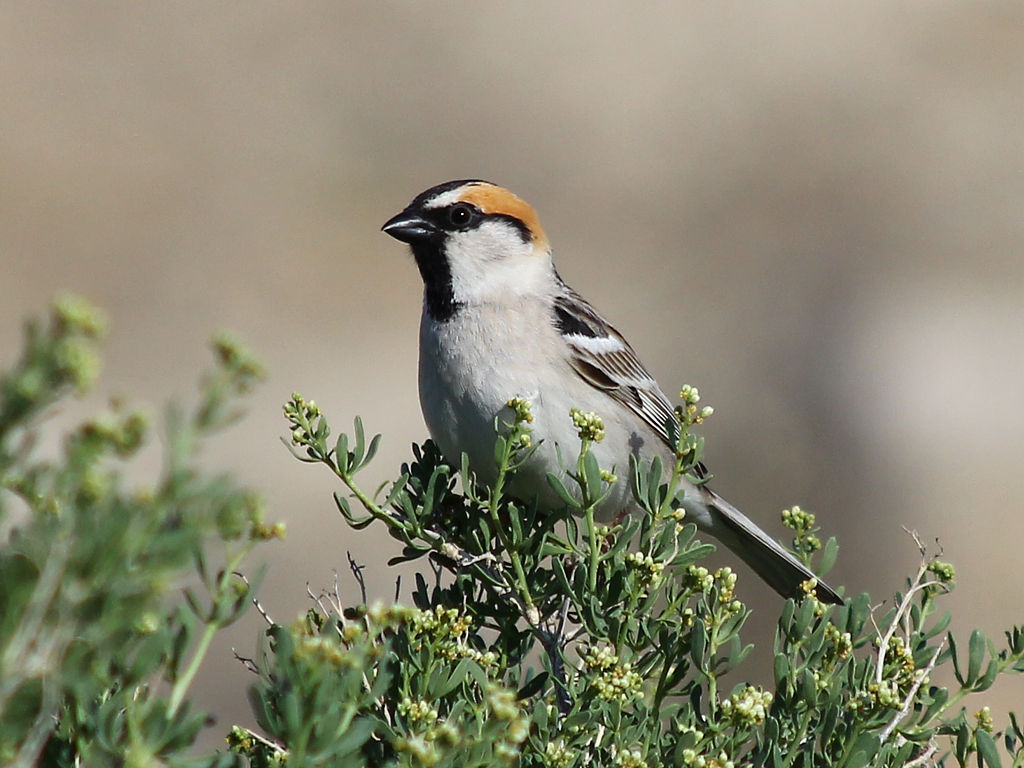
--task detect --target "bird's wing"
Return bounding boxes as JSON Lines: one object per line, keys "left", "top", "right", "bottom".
{"left": 553, "top": 282, "right": 680, "bottom": 449}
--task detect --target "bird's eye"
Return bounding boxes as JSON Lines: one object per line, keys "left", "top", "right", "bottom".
{"left": 447, "top": 203, "right": 474, "bottom": 228}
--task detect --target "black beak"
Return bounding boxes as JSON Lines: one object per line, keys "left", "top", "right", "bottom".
{"left": 382, "top": 209, "right": 439, "bottom": 244}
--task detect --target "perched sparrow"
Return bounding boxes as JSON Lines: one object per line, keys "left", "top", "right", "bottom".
{"left": 383, "top": 180, "right": 841, "bottom": 604}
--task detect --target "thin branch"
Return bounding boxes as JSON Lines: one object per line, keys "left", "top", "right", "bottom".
{"left": 232, "top": 649, "right": 260, "bottom": 675}
{"left": 232, "top": 726, "right": 286, "bottom": 755}
{"left": 330, "top": 570, "right": 345, "bottom": 615}
{"left": 875, "top": 531, "right": 945, "bottom": 686}
{"left": 347, "top": 552, "right": 368, "bottom": 605}
{"left": 880, "top": 639, "right": 946, "bottom": 743}
{"left": 902, "top": 738, "right": 940, "bottom": 768}
{"left": 236, "top": 573, "right": 273, "bottom": 626}
{"left": 306, "top": 582, "right": 331, "bottom": 619}
{"left": 547, "top": 596, "right": 574, "bottom": 716}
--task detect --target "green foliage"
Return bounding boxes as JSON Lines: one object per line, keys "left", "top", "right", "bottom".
{"left": 2, "top": 300, "right": 1021, "bottom": 767}
{"left": 0, "top": 298, "right": 280, "bottom": 767}
{"left": 230, "top": 602, "right": 529, "bottom": 768}
{"left": 256, "top": 392, "right": 1024, "bottom": 767}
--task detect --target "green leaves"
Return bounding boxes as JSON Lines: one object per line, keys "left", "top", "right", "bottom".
{"left": 951, "top": 628, "right": 1003, "bottom": 693}
{"left": 244, "top": 624, "right": 382, "bottom": 765}
{"left": 278, "top": 389, "right": 1024, "bottom": 768}
{"left": 0, "top": 303, "right": 278, "bottom": 766}
{"left": 235, "top": 603, "right": 530, "bottom": 768}
{"left": 6, "top": 300, "right": 1023, "bottom": 768}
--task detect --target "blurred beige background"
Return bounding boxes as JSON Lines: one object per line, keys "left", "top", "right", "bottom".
{"left": 3, "top": 0, "right": 1022, "bottom": 751}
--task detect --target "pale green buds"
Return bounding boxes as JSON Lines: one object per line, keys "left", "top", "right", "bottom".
{"left": 570, "top": 408, "right": 605, "bottom": 442}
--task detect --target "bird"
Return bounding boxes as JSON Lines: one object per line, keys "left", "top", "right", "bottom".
{"left": 382, "top": 179, "right": 842, "bottom": 604}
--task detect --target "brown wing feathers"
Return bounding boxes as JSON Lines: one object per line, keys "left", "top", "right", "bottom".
{"left": 553, "top": 284, "right": 678, "bottom": 446}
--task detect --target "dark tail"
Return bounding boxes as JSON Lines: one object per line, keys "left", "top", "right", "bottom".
{"left": 697, "top": 490, "right": 843, "bottom": 605}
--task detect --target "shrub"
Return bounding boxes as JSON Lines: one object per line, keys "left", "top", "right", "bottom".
{"left": 1, "top": 300, "right": 1021, "bottom": 767}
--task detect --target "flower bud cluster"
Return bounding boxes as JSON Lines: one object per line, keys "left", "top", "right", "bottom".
{"left": 851, "top": 634, "right": 921, "bottom": 717}
{"left": 250, "top": 519, "right": 287, "bottom": 541}
{"left": 799, "top": 578, "right": 823, "bottom": 604}
{"left": 687, "top": 567, "right": 743, "bottom": 616}
{"left": 295, "top": 632, "right": 350, "bottom": 668}
{"left": 680, "top": 749, "right": 735, "bottom": 768}
{"left": 411, "top": 605, "right": 472, "bottom": 643}
{"left": 883, "top": 635, "right": 916, "bottom": 679}
{"left": 687, "top": 565, "right": 715, "bottom": 593}
{"left": 781, "top": 505, "right": 815, "bottom": 532}
{"left": 625, "top": 551, "right": 665, "bottom": 589}
{"left": 78, "top": 409, "right": 149, "bottom": 457}
{"left": 54, "top": 294, "right": 108, "bottom": 339}
{"left": 715, "top": 567, "right": 738, "bottom": 604}
{"left": 927, "top": 559, "right": 956, "bottom": 585}
{"left": 570, "top": 408, "right": 606, "bottom": 442}
{"left": 782, "top": 506, "right": 822, "bottom": 552}
{"left": 487, "top": 685, "right": 525, "bottom": 725}
{"left": 284, "top": 393, "right": 322, "bottom": 446}
{"left": 486, "top": 685, "right": 530, "bottom": 759}
{"left": 975, "top": 706, "right": 994, "bottom": 733}
{"left": 395, "top": 732, "right": 450, "bottom": 765}
{"left": 850, "top": 679, "right": 902, "bottom": 712}
{"left": 506, "top": 397, "right": 534, "bottom": 424}
{"left": 676, "top": 385, "right": 714, "bottom": 427}
{"left": 365, "top": 602, "right": 419, "bottom": 628}
{"left": 720, "top": 685, "right": 773, "bottom": 726}
{"left": 398, "top": 697, "right": 439, "bottom": 728}
{"left": 544, "top": 741, "right": 576, "bottom": 768}
{"left": 799, "top": 579, "right": 835, "bottom": 615}
{"left": 505, "top": 397, "right": 534, "bottom": 449}
{"left": 409, "top": 605, "right": 497, "bottom": 668}
{"left": 679, "top": 607, "right": 696, "bottom": 629}
{"left": 54, "top": 335, "right": 103, "bottom": 393}
{"left": 227, "top": 726, "right": 287, "bottom": 766}
{"left": 824, "top": 624, "right": 853, "bottom": 662}
{"left": 14, "top": 296, "right": 108, "bottom": 402}
{"left": 212, "top": 331, "right": 266, "bottom": 389}
{"left": 614, "top": 747, "right": 650, "bottom": 768}
{"left": 583, "top": 645, "right": 643, "bottom": 702}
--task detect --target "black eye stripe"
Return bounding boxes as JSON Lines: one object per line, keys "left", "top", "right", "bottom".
{"left": 422, "top": 206, "right": 532, "bottom": 245}
{"left": 420, "top": 204, "right": 478, "bottom": 231}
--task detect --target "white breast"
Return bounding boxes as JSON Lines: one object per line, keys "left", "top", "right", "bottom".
{"left": 419, "top": 303, "right": 539, "bottom": 485}
{"left": 418, "top": 301, "right": 670, "bottom": 517}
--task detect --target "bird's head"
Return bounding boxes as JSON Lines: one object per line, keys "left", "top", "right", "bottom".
{"left": 383, "top": 180, "right": 554, "bottom": 320}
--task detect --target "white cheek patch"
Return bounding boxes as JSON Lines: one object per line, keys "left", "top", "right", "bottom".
{"left": 445, "top": 221, "right": 551, "bottom": 305}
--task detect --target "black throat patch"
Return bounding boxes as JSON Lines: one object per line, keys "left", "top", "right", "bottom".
{"left": 411, "top": 241, "right": 461, "bottom": 322}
